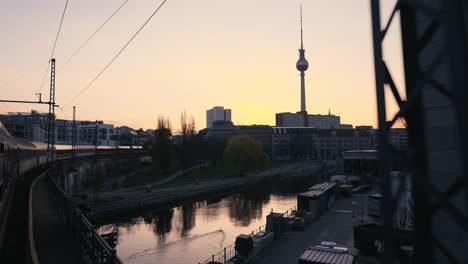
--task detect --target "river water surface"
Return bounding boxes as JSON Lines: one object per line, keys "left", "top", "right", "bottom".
{"left": 99, "top": 175, "right": 320, "bottom": 264}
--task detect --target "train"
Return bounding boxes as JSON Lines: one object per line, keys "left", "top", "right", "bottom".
{"left": 0, "top": 120, "right": 141, "bottom": 251}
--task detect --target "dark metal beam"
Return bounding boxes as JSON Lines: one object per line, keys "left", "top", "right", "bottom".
{"left": 400, "top": 2, "right": 432, "bottom": 263}
{"left": 0, "top": 99, "right": 58, "bottom": 107}
{"left": 370, "top": 1, "right": 396, "bottom": 263}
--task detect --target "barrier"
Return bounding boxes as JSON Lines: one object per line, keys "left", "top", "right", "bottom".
{"left": 48, "top": 165, "right": 123, "bottom": 264}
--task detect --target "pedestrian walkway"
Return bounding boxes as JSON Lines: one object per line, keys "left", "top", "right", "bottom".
{"left": 32, "top": 174, "right": 81, "bottom": 264}
{"left": 252, "top": 196, "right": 375, "bottom": 264}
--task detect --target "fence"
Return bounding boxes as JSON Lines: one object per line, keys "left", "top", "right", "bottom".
{"left": 198, "top": 244, "right": 236, "bottom": 264}
{"left": 281, "top": 206, "right": 297, "bottom": 216}
{"left": 48, "top": 165, "right": 123, "bottom": 264}
{"left": 198, "top": 221, "right": 275, "bottom": 264}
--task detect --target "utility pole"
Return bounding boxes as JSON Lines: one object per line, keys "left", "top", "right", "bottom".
{"left": 72, "top": 106, "right": 76, "bottom": 155}
{"left": 47, "top": 58, "right": 56, "bottom": 163}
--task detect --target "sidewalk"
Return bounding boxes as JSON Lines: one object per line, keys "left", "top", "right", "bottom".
{"left": 252, "top": 195, "right": 375, "bottom": 264}
{"left": 32, "top": 175, "right": 81, "bottom": 264}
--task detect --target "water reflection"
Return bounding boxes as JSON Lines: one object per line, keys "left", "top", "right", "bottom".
{"left": 99, "top": 174, "right": 320, "bottom": 264}
{"left": 228, "top": 192, "right": 270, "bottom": 227}
{"left": 180, "top": 204, "right": 196, "bottom": 235}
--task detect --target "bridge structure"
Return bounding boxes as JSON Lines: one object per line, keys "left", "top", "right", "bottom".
{"left": 370, "top": 0, "right": 468, "bottom": 263}
{"left": 0, "top": 147, "right": 147, "bottom": 264}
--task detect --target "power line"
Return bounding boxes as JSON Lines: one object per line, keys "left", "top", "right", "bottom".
{"left": 38, "top": 0, "right": 70, "bottom": 93}
{"left": 63, "top": 0, "right": 169, "bottom": 109}
{"left": 34, "top": 0, "right": 128, "bottom": 96}
{"left": 50, "top": 0, "right": 69, "bottom": 61}
{"left": 58, "top": 0, "right": 129, "bottom": 71}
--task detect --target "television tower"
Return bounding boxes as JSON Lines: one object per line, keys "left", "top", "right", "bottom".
{"left": 296, "top": 5, "right": 309, "bottom": 113}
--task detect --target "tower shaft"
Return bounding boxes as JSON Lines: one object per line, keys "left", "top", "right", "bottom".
{"left": 300, "top": 72, "right": 306, "bottom": 112}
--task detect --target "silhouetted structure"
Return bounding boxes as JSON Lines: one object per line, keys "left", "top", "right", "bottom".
{"left": 371, "top": 0, "right": 468, "bottom": 263}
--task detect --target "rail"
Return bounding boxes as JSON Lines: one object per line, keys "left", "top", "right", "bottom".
{"left": 198, "top": 244, "right": 236, "bottom": 264}
{"left": 198, "top": 223, "right": 269, "bottom": 264}
{"left": 281, "top": 206, "right": 297, "bottom": 216}
{"left": 48, "top": 165, "right": 123, "bottom": 264}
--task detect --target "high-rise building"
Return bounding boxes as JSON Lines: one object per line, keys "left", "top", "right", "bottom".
{"left": 206, "top": 106, "right": 232, "bottom": 128}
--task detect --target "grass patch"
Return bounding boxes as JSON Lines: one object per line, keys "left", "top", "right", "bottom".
{"left": 173, "top": 165, "right": 239, "bottom": 183}
{"left": 123, "top": 165, "right": 167, "bottom": 187}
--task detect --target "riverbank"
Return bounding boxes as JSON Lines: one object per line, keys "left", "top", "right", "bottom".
{"left": 81, "top": 160, "right": 325, "bottom": 221}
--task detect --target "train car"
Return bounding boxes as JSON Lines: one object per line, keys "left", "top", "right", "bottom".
{"left": 14, "top": 137, "right": 39, "bottom": 175}
{"left": 30, "top": 141, "right": 48, "bottom": 166}
{"left": 0, "top": 121, "right": 20, "bottom": 251}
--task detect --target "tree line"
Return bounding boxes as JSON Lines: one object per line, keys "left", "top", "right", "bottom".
{"left": 144, "top": 111, "right": 269, "bottom": 176}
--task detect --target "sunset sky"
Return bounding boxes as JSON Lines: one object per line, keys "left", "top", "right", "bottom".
{"left": 1, "top": 0, "right": 405, "bottom": 132}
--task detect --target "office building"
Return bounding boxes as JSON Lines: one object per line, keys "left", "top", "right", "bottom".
{"left": 275, "top": 112, "right": 306, "bottom": 127}
{"left": 206, "top": 106, "right": 232, "bottom": 128}
{"left": 275, "top": 111, "right": 342, "bottom": 129}
{"left": 272, "top": 127, "right": 373, "bottom": 160}
{"left": 0, "top": 110, "right": 142, "bottom": 146}
{"left": 308, "top": 112, "right": 341, "bottom": 128}
{"left": 0, "top": 110, "right": 49, "bottom": 142}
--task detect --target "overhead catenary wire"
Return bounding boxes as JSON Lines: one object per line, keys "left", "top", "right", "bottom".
{"left": 58, "top": 0, "right": 129, "bottom": 71}
{"left": 63, "top": 0, "right": 169, "bottom": 109}
{"left": 33, "top": 0, "right": 129, "bottom": 102}
{"left": 38, "top": 0, "right": 70, "bottom": 93}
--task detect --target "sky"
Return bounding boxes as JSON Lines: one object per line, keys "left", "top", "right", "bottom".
{"left": 0, "top": 0, "right": 406, "bottom": 132}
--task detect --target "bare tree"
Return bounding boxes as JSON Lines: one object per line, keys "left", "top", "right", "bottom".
{"left": 188, "top": 115, "right": 196, "bottom": 138}
{"left": 180, "top": 111, "right": 196, "bottom": 142}
{"left": 180, "top": 110, "right": 188, "bottom": 142}
{"left": 157, "top": 116, "right": 172, "bottom": 131}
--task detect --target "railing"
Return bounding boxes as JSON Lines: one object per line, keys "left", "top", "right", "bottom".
{"left": 281, "top": 206, "right": 297, "bottom": 216}
{"left": 198, "top": 223, "right": 269, "bottom": 264}
{"left": 48, "top": 166, "right": 123, "bottom": 264}
{"left": 198, "top": 244, "right": 236, "bottom": 264}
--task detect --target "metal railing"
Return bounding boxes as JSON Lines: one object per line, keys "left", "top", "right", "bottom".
{"left": 198, "top": 244, "right": 236, "bottom": 264}
{"left": 48, "top": 167, "right": 123, "bottom": 264}
{"left": 198, "top": 221, "right": 276, "bottom": 264}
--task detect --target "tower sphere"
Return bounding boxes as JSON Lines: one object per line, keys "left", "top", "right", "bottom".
{"left": 296, "top": 57, "right": 309, "bottom": 71}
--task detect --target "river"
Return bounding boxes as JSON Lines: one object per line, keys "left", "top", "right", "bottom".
{"left": 97, "top": 174, "right": 321, "bottom": 264}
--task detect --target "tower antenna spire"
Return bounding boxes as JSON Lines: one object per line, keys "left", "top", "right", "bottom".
{"left": 300, "top": 4, "right": 304, "bottom": 50}
{"left": 296, "top": 4, "right": 309, "bottom": 114}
